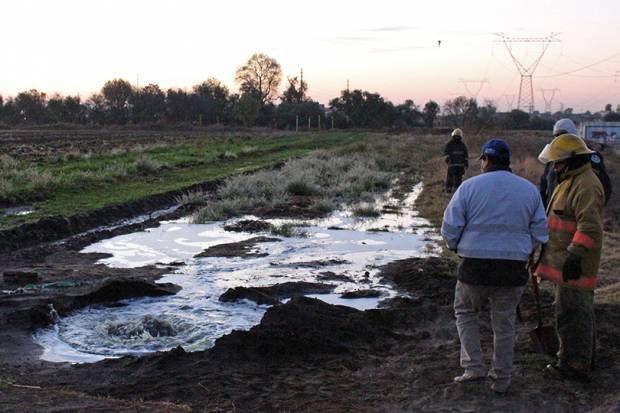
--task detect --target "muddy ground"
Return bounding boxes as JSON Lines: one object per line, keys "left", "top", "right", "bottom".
{"left": 3, "top": 226, "right": 620, "bottom": 412}
{"left": 2, "top": 130, "right": 620, "bottom": 412}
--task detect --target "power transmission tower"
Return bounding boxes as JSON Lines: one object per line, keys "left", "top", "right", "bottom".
{"left": 459, "top": 79, "right": 488, "bottom": 100}
{"left": 496, "top": 33, "right": 560, "bottom": 113}
{"left": 538, "top": 88, "right": 560, "bottom": 113}
{"left": 504, "top": 94, "right": 516, "bottom": 111}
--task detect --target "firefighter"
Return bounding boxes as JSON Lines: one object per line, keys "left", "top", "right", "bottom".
{"left": 540, "top": 118, "right": 612, "bottom": 207}
{"left": 443, "top": 128, "right": 469, "bottom": 193}
{"left": 535, "top": 133, "right": 604, "bottom": 382}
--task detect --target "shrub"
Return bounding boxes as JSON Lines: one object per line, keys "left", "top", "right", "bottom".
{"left": 286, "top": 179, "right": 316, "bottom": 196}
{"left": 352, "top": 203, "right": 381, "bottom": 217}
{"left": 133, "top": 155, "right": 163, "bottom": 175}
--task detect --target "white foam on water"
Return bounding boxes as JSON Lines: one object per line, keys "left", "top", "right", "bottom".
{"left": 33, "top": 183, "right": 439, "bottom": 363}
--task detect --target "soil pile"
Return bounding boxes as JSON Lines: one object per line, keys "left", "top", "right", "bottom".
{"left": 219, "top": 282, "right": 335, "bottom": 305}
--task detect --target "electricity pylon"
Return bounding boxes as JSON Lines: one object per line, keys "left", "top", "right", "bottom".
{"left": 459, "top": 79, "right": 488, "bottom": 100}
{"left": 496, "top": 33, "right": 560, "bottom": 113}
{"left": 504, "top": 94, "right": 516, "bottom": 111}
{"left": 538, "top": 88, "right": 560, "bottom": 113}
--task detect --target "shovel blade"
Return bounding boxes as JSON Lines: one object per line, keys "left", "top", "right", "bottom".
{"left": 529, "top": 325, "right": 558, "bottom": 356}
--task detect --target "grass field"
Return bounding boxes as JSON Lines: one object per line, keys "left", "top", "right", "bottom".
{"left": 0, "top": 131, "right": 369, "bottom": 229}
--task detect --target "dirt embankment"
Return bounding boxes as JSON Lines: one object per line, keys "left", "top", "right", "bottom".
{"left": 0, "top": 178, "right": 220, "bottom": 254}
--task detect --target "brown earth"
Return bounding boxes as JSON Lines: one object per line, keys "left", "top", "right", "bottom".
{"left": 2, "top": 129, "right": 620, "bottom": 412}
{"left": 3, "top": 252, "right": 620, "bottom": 412}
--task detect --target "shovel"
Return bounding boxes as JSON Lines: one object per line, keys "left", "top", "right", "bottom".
{"left": 528, "top": 273, "right": 558, "bottom": 356}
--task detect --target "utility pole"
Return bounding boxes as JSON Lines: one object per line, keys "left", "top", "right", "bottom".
{"left": 346, "top": 79, "right": 350, "bottom": 93}
{"left": 295, "top": 115, "right": 299, "bottom": 132}
{"left": 538, "top": 88, "right": 560, "bottom": 113}
{"left": 496, "top": 33, "right": 560, "bottom": 113}
{"left": 459, "top": 79, "right": 488, "bottom": 101}
{"left": 136, "top": 73, "right": 140, "bottom": 90}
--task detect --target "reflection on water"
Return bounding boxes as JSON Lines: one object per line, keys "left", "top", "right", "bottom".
{"left": 34, "top": 183, "right": 439, "bottom": 363}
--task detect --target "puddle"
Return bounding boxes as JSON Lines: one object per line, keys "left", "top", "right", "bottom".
{"left": 2, "top": 205, "right": 34, "bottom": 216}
{"left": 34, "top": 183, "right": 439, "bottom": 363}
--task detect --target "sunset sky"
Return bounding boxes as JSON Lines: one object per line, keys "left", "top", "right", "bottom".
{"left": 2, "top": 0, "right": 619, "bottom": 112}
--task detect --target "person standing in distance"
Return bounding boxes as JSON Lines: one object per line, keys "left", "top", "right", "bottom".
{"left": 443, "top": 128, "right": 469, "bottom": 193}
{"left": 442, "top": 139, "right": 548, "bottom": 394}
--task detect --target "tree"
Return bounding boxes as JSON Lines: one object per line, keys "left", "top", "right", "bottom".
{"left": 0, "top": 98, "right": 21, "bottom": 125}
{"left": 15, "top": 89, "right": 47, "bottom": 123}
{"left": 394, "top": 100, "right": 422, "bottom": 127}
{"left": 165, "top": 89, "right": 192, "bottom": 122}
{"left": 423, "top": 100, "right": 440, "bottom": 127}
{"left": 443, "top": 96, "right": 470, "bottom": 126}
{"left": 130, "top": 84, "right": 166, "bottom": 123}
{"left": 46, "top": 94, "right": 66, "bottom": 123}
{"left": 86, "top": 93, "right": 107, "bottom": 125}
{"left": 102, "top": 78, "right": 133, "bottom": 124}
{"left": 193, "top": 78, "right": 229, "bottom": 124}
{"left": 234, "top": 94, "right": 261, "bottom": 126}
{"left": 281, "top": 76, "right": 307, "bottom": 104}
{"left": 604, "top": 111, "right": 620, "bottom": 121}
{"left": 475, "top": 100, "right": 498, "bottom": 128}
{"left": 63, "top": 95, "right": 85, "bottom": 123}
{"left": 329, "top": 89, "right": 395, "bottom": 128}
{"left": 235, "top": 53, "right": 282, "bottom": 105}
{"left": 605, "top": 103, "right": 613, "bottom": 112}
{"left": 504, "top": 109, "right": 530, "bottom": 129}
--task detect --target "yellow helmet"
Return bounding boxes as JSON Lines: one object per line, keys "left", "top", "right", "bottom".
{"left": 451, "top": 128, "right": 463, "bottom": 138}
{"left": 538, "top": 133, "right": 594, "bottom": 164}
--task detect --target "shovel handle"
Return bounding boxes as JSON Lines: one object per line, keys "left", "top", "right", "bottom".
{"left": 530, "top": 271, "right": 544, "bottom": 329}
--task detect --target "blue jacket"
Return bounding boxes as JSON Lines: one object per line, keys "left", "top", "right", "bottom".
{"left": 441, "top": 170, "right": 548, "bottom": 261}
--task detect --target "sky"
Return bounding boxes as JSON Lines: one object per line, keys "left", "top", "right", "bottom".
{"left": 2, "top": 0, "right": 620, "bottom": 112}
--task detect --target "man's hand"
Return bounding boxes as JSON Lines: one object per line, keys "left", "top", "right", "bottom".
{"left": 562, "top": 253, "right": 582, "bottom": 282}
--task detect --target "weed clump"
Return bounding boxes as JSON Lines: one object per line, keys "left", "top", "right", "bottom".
{"left": 192, "top": 137, "right": 417, "bottom": 224}
{"left": 352, "top": 203, "right": 381, "bottom": 218}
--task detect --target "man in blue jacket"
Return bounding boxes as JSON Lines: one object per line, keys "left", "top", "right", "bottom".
{"left": 441, "top": 139, "right": 548, "bottom": 394}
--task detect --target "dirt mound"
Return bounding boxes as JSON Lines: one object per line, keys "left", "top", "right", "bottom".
{"left": 223, "top": 219, "right": 273, "bottom": 233}
{"left": 380, "top": 257, "right": 456, "bottom": 300}
{"left": 219, "top": 282, "right": 335, "bottom": 305}
{"left": 340, "top": 289, "right": 383, "bottom": 298}
{"left": 195, "top": 236, "right": 281, "bottom": 258}
{"left": 211, "top": 297, "right": 402, "bottom": 361}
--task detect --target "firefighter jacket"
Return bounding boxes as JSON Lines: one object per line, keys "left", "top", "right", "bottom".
{"left": 443, "top": 138, "right": 469, "bottom": 168}
{"left": 540, "top": 151, "right": 612, "bottom": 207}
{"left": 535, "top": 163, "right": 604, "bottom": 290}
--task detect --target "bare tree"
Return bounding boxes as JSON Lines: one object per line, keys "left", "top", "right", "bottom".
{"left": 235, "top": 53, "right": 282, "bottom": 105}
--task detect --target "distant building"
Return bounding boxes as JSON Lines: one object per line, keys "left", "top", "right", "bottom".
{"left": 580, "top": 121, "right": 620, "bottom": 145}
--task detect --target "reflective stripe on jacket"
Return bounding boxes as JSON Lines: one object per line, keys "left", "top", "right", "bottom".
{"left": 535, "top": 163, "right": 604, "bottom": 290}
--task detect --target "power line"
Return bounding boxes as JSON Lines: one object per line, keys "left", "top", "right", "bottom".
{"left": 538, "top": 52, "right": 620, "bottom": 78}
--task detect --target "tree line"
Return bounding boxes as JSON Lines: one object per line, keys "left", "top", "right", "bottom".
{"left": 1, "top": 53, "right": 618, "bottom": 130}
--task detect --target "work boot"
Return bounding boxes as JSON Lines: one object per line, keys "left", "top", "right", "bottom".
{"left": 544, "top": 362, "right": 591, "bottom": 383}
{"left": 490, "top": 380, "right": 510, "bottom": 395}
{"left": 453, "top": 370, "right": 486, "bottom": 384}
